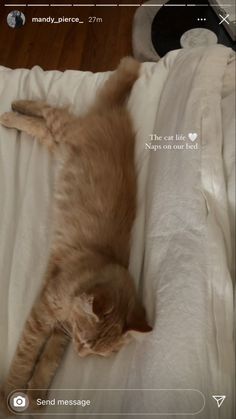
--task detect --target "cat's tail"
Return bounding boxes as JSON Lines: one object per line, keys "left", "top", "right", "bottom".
{"left": 95, "top": 57, "right": 140, "bottom": 108}
{"left": 11, "top": 57, "right": 140, "bottom": 118}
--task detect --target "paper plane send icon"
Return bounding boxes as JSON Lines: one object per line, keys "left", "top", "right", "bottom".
{"left": 212, "top": 395, "right": 226, "bottom": 408}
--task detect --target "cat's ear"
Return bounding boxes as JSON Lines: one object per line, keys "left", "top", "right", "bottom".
{"left": 125, "top": 301, "right": 152, "bottom": 334}
{"left": 77, "top": 293, "right": 98, "bottom": 320}
{"left": 92, "top": 286, "right": 113, "bottom": 318}
{"left": 78, "top": 287, "right": 113, "bottom": 319}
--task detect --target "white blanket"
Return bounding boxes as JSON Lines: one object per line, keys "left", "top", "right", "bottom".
{"left": 0, "top": 45, "right": 235, "bottom": 419}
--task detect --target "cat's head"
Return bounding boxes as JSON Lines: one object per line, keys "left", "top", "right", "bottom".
{"left": 70, "top": 264, "right": 152, "bottom": 357}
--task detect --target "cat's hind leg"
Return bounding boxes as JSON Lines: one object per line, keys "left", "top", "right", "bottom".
{"left": 12, "top": 100, "right": 49, "bottom": 118}
{"left": 12, "top": 100, "right": 76, "bottom": 143}
{"left": 0, "top": 112, "right": 56, "bottom": 151}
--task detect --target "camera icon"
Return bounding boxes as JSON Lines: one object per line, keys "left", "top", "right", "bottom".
{"left": 9, "top": 392, "right": 29, "bottom": 412}
{"left": 13, "top": 395, "right": 26, "bottom": 407}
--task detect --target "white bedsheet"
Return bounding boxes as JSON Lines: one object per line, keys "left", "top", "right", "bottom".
{"left": 0, "top": 45, "right": 235, "bottom": 419}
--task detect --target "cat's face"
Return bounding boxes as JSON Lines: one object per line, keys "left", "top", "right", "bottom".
{"left": 70, "top": 265, "right": 152, "bottom": 357}
{"left": 74, "top": 320, "right": 131, "bottom": 358}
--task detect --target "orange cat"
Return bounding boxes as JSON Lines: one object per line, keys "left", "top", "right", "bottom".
{"left": 0, "top": 57, "right": 152, "bottom": 412}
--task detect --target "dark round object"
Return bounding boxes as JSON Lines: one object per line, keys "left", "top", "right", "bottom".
{"left": 151, "top": 0, "right": 236, "bottom": 57}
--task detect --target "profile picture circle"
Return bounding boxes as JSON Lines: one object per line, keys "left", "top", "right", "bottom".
{"left": 7, "top": 10, "right": 26, "bottom": 29}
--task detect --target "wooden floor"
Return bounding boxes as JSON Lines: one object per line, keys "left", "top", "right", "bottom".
{"left": 0, "top": 1, "right": 141, "bottom": 72}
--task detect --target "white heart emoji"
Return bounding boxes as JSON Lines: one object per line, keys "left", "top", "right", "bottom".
{"left": 188, "top": 133, "right": 198, "bottom": 142}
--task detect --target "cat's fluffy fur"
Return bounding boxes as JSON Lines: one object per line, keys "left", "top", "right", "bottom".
{"left": 0, "top": 57, "right": 152, "bottom": 413}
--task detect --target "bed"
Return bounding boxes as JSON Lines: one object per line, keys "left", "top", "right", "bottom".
{"left": 0, "top": 45, "right": 235, "bottom": 419}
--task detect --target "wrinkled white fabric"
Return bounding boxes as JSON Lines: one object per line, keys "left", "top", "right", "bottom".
{"left": 0, "top": 45, "right": 234, "bottom": 419}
